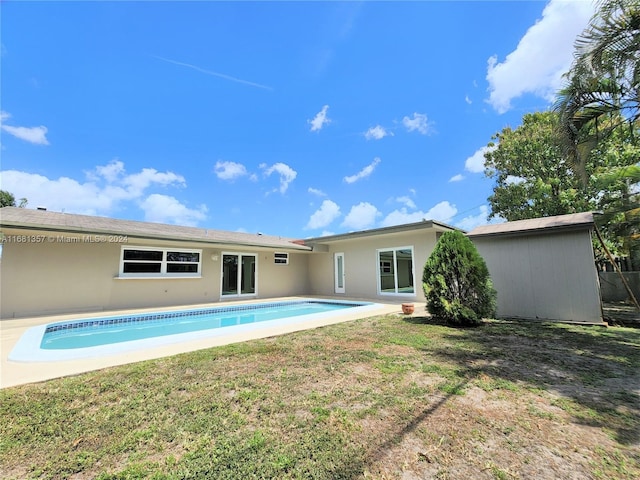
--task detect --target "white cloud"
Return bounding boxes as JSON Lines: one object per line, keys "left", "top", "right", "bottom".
{"left": 214, "top": 160, "right": 248, "bottom": 180}
{"left": 364, "top": 125, "right": 393, "bottom": 140}
{"left": 94, "top": 160, "right": 126, "bottom": 183}
{"left": 395, "top": 196, "right": 416, "bottom": 209}
{"left": 425, "top": 201, "right": 457, "bottom": 223}
{"left": 341, "top": 202, "right": 380, "bottom": 230}
{"left": 402, "top": 112, "right": 432, "bottom": 135}
{"left": 1, "top": 170, "right": 107, "bottom": 214}
{"left": 486, "top": 0, "right": 596, "bottom": 113}
{"left": 261, "top": 162, "right": 297, "bottom": 193}
{"left": 0, "top": 160, "right": 197, "bottom": 221}
{"left": 306, "top": 199, "right": 341, "bottom": 229}
{"left": 381, "top": 200, "right": 458, "bottom": 227}
{"left": 449, "top": 174, "right": 464, "bottom": 182}
{"left": 139, "top": 194, "right": 208, "bottom": 226}
{"left": 88, "top": 159, "right": 185, "bottom": 200}
{"left": 381, "top": 208, "right": 426, "bottom": 227}
{"left": 344, "top": 157, "right": 381, "bottom": 184}
{"left": 121, "top": 167, "right": 185, "bottom": 198}
{"left": 465, "top": 95, "right": 472, "bottom": 105}
{"left": 465, "top": 145, "right": 496, "bottom": 173}
{"left": 309, "top": 105, "right": 331, "bottom": 132}
{"left": 455, "top": 205, "right": 491, "bottom": 231}
{"left": 308, "top": 187, "right": 326, "bottom": 196}
{"left": 0, "top": 111, "right": 50, "bottom": 145}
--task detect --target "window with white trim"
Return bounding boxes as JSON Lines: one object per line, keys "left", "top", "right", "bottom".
{"left": 120, "top": 247, "right": 202, "bottom": 277}
{"left": 274, "top": 252, "right": 289, "bottom": 265}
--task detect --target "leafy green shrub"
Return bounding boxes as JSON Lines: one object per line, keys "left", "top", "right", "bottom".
{"left": 422, "top": 230, "right": 496, "bottom": 326}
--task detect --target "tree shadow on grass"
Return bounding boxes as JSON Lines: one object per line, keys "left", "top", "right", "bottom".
{"left": 403, "top": 316, "right": 640, "bottom": 447}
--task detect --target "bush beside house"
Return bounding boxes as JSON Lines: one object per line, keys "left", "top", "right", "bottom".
{"left": 422, "top": 231, "right": 496, "bottom": 326}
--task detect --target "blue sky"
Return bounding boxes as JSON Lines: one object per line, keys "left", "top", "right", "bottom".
{"left": 0, "top": 1, "right": 596, "bottom": 238}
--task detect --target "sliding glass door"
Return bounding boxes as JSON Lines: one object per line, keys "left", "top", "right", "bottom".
{"left": 377, "top": 247, "right": 415, "bottom": 295}
{"left": 222, "top": 253, "right": 256, "bottom": 296}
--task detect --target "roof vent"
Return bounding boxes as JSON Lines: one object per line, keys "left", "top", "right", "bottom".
{"left": 36, "top": 207, "right": 47, "bottom": 211}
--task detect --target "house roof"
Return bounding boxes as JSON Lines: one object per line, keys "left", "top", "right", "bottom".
{"left": 302, "top": 219, "right": 458, "bottom": 245}
{"left": 466, "top": 212, "right": 595, "bottom": 238}
{"left": 0, "top": 207, "right": 312, "bottom": 251}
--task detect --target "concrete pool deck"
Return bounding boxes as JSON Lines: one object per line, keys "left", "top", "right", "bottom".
{"left": 1, "top": 297, "right": 409, "bottom": 389}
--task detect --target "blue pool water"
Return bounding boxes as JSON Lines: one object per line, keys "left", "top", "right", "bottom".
{"left": 9, "top": 299, "right": 379, "bottom": 362}
{"left": 41, "top": 301, "right": 360, "bottom": 350}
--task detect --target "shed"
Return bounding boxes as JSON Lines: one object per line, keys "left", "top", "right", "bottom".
{"left": 467, "top": 212, "right": 603, "bottom": 324}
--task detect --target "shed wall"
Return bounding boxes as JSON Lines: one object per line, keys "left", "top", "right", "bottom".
{"left": 471, "top": 230, "right": 602, "bottom": 323}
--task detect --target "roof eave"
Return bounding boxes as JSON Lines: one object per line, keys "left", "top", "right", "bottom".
{"left": 301, "top": 219, "right": 460, "bottom": 245}
{"left": 0, "top": 221, "right": 312, "bottom": 252}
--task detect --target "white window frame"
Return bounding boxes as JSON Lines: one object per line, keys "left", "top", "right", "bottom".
{"left": 334, "top": 252, "right": 345, "bottom": 294}
{"left": 119, "top": 246, "right": 202, "bottom": 278}
{"left": 274, "top": 252, "right": 289, "bottom": 265}
{"left": 376, "top": 246, "right": 416, "bottom": 296}
{"left": 221, "top": 252, "right": 258, "bottom": 297}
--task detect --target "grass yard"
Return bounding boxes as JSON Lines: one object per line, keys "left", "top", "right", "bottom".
{"left": 1, "top": 314, "right": 639, "bottom": 479}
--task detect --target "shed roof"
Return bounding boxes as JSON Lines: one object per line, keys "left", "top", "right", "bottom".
{"left": 0, "top": 207, "right": 311, "bottom": 251}
{"left": 467, "top": 212, "right": 595, "bottom": 238}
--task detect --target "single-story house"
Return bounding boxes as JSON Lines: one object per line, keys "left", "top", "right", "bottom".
{"left": 0, "top": 207, "right": 603, "bottom": 324}
{"left": 467, "top": 212, "right": 602, "bottom": 324}
{"left": 0, "top": 207, "right": 454, "bottom": 318}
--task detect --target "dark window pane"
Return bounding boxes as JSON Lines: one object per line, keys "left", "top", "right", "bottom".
{"left": 222, "top": 254, "right": 239, "bottom": 295}
{"left": 167, "top": 263, "right": 199, "bottom": 273}
{"left": 123, "top": 250, "right": 163, "bottom": 261}
{"left": 123, "top": 262, "right": 162, "bottom": 273}
{"left": 241, "top": 255, "right": 256, "bottom": 294}
{"left": 167, "top": 252, "right": 200, "bottom": 262}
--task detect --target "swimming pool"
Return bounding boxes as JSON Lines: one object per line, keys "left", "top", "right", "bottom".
{"left": 9, "top": 299, "right": 378, "bottom": 362}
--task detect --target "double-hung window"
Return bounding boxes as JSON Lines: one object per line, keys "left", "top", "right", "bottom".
{"left": 120, "top": 247, "right": 201, "bottom": 278}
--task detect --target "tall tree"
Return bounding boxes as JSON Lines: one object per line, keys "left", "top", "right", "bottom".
{"left": 555, "top": 0, "right": 640, "bottom": 267}
{"left": 484, "top": 110, "right": 639, "bottom": 264}
{"left": 589, "top": 124, "right": 640, "bottom": 267}
{"left": 484, "top": 111, "right": 593, "bottom": 221}
{"left": 0, "top": 190, "right": 28, "bottom": 208}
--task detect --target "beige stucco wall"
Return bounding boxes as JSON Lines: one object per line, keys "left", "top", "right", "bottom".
{"left": 306, "top": 229, "right": 439, "bottom": 303}
{"left": 472, "top": 230, "right": 602, "bottom": 323}
{"left": 0, "top": 235, "right": 309, "bottom": 319}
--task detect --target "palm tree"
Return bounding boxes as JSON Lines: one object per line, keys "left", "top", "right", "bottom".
{"left": 555, "top": 0, "right": 639, "bottom": 181}
{"left": 555, "top": 0, "right": 640, "bottom": 268}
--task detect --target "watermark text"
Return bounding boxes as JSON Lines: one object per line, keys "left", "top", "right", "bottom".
{"left": 1, "top": 235, "right": 129, "bottom": 244}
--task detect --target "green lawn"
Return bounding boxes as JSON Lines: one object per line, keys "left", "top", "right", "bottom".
{"left": 1, "top": 315, "right": 639, "bottom": 479}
